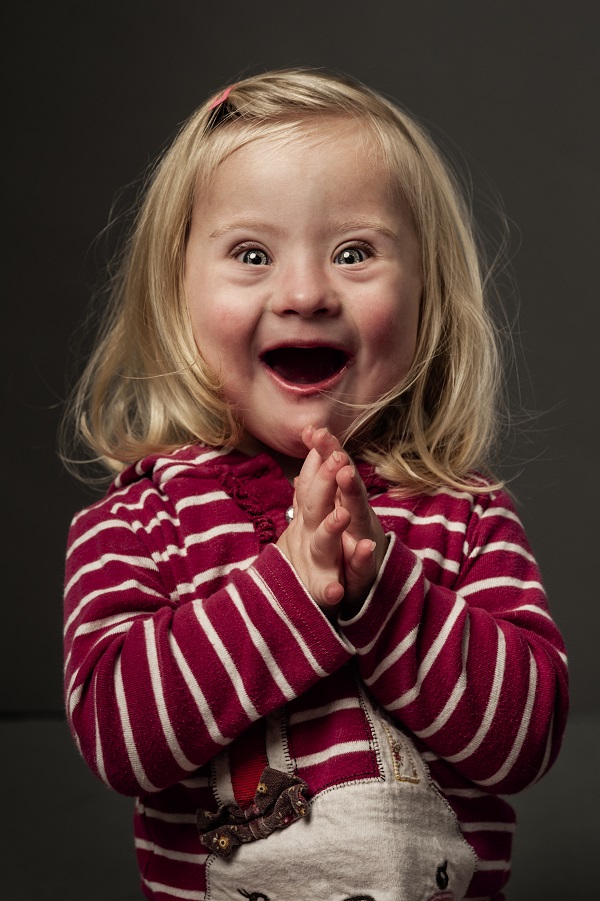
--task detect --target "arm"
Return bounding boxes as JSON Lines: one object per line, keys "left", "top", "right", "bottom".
{"left": 64, "top": 478, "right": 353, "bottom": 797}
{"left": 302, "top": 427, "right": 568, "bottom": 793}
{"left": 338, "top": 489, "right": 569, "bottom": 794}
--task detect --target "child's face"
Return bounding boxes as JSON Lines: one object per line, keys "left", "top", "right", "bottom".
{"left": 185, "top": 120, "right": 422, "bottom": 470}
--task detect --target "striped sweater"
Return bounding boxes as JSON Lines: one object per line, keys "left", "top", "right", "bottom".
{"left": 63, "top": 444, "right": 568, "bottom": 900}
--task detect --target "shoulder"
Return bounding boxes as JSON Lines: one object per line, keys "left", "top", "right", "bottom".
{"left": 111, "top": 443, "right": 236, "bottom": 492}
{"left": 367, "top": 472, "right": 530, "bottom": 551}
{"left": 367, "top": 471, "right": 516, "bottom": 521}
{"left": 67, "top": 444, "right": 239, "bottom": 542}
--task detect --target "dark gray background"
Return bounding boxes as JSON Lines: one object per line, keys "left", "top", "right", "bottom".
{"left": 3, "top": 1, "right": 598, "bottom": 898}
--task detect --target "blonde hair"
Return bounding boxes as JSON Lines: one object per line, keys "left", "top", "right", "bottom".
{"left": 62, "top": 67, "right": 505, "bottom": 493}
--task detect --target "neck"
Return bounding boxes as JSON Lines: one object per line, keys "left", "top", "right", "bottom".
{"left": 236, "top": 435, "right": 304, "bottom": 484}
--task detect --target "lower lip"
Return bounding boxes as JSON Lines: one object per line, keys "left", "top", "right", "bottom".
{"left": 261, "top": 361, "right": 350, "bottom": 396}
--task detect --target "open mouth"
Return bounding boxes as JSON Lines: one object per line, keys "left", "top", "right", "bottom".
{"left": 261, "top": 346, "right": 350, "bottom": 386}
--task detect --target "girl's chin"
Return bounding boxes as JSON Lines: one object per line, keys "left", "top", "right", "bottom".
{"left": 237, "top": 430, "right": 312, "bottom": 478}
{"left": 237, "top": 432, "right": 301, "bottom": 454}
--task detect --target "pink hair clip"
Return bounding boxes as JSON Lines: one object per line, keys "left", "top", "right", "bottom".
{"left": 209, "top": 85, "right": 234, "bottom": 110}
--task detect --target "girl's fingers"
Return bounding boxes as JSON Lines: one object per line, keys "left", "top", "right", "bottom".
{"left": 342, "top": 537, "right": 379, "bottom": 613}
{"left": 295, "top": 447, "right": 324, "bottom": 495}
{"left": 310, "top": 504, "right": 350, "bottom": 563}
{"left": 322, "top": 580, "right": 345, "bottom": 609}
{"left": 294, "top": 447, "right": 334, "bottom": 523}
{"left": 336, "top": 464, "right": 376, "bottom": 537}
{"left": 297, "top": 447, "right": 350, "bottom": 528}
{"left": 283, "top": 427, "right": 357, "bottom": 613}
{"left": 337, "top": 464, "right": 387, "bottom": 568}
{"left": 302, "top": 424, "right": 317, "bottom": 450}
{"left": 349, "top": 538, "right": 378, "bottom": 575}
{"left": 342, "top": 531, "right": 376, "bottom": 579}
{"left": 303, "top": 425, "right": 343, "bottom": 458}
{"left": 311, "top": 505, "right": 349, "bottom": 609}
{"left": 295, "top": 426, "right": 346, "bottom": 527}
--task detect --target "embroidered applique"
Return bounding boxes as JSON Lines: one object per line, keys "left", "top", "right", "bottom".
{"left": 238, "top": 894, "right": 376, "bottom": 901}
{"left": 236, "top": 885, "right": 451, "bottom": 901}
{"left": 206, "top": 712, "right": 475, "bottom": 900}
{"left": 436, "top": 860, "right": 449, "bottom": 889}
{"left": 381, "top": 719, "right": 420, "bottom": 784}
{"left": 197, "top": 766, "right": 309, "bottom": 858}
{"left": 428, "top": 859, "right": 455, "bottom": 899}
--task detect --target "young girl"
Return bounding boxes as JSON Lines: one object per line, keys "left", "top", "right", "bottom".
{"left": 63, "top": 69, "right": 568, "bottom": 901}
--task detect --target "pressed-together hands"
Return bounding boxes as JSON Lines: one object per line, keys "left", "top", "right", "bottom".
{"left": 276, "top": 426, "right": 388, "bottom": 618}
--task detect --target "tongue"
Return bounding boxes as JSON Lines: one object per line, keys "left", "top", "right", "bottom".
{"left": 264, "top": 347, "right": 347, "bottom": 384}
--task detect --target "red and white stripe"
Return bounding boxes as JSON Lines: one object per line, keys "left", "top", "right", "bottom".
{"left": 64, "top": 445, "right": 568, "bottom": 900}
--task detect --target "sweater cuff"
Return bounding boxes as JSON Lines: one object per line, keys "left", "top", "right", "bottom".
{"left": 337, "top": 533, "right": 421, "bottom": 653}
{"left": 250, "top": 543, "right": 354, "bottom": 671}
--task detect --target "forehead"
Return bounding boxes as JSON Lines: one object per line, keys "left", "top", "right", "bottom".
{"left": 193, "top": 117, "right": 405, "bottom": 226}
{"left": 209, "top": 113, "right": 385, "bottom": 167}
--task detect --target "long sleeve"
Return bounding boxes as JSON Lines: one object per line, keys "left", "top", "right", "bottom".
{"left": 64, "top": 450, "right": 569, "bottom": 901}
{"left": 64, "top": 450, "right": 352, "bottom": 796}
{"left": 338, "top": 486, "right": 568, "bottom": 794}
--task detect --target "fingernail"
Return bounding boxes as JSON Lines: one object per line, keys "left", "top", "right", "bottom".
{"left": 332, "top": 451, "right": 342, "bottom": 464}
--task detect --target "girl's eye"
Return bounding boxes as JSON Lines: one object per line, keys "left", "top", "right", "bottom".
{"left": 238, "top": 248, "right": 271, "bottom": 266}
{"left": 335, "top": 247, "right": 368, "bottom": 265}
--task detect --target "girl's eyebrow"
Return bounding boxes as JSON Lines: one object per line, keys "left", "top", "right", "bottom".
{"left": 330, "top": 219, "right": 402, "bottom": 242}
{"left": 209, "top": 220, "right": 284, "bottom": 239}
{"left": 210, "top": 219, "right": 402, "bottom": 241}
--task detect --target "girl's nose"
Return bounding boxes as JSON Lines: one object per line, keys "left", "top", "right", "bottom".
{"left": 271, "top": 259, "right": 340, "bottom": 318}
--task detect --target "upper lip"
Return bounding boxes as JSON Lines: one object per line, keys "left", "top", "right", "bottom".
{"left": 259, "top": 339, "right": 354, "bottom": 358}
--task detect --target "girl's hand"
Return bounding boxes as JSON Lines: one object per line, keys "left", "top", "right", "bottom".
{"left": 303, "top": 426, "right": 389, "bottom": 616}
{"left": 276, "top": 441, "right": 351, "bottom": 616}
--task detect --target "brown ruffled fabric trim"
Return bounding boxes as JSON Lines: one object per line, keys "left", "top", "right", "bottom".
{"left": 196, "top": 767, "right": 309, "bottom": 858}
